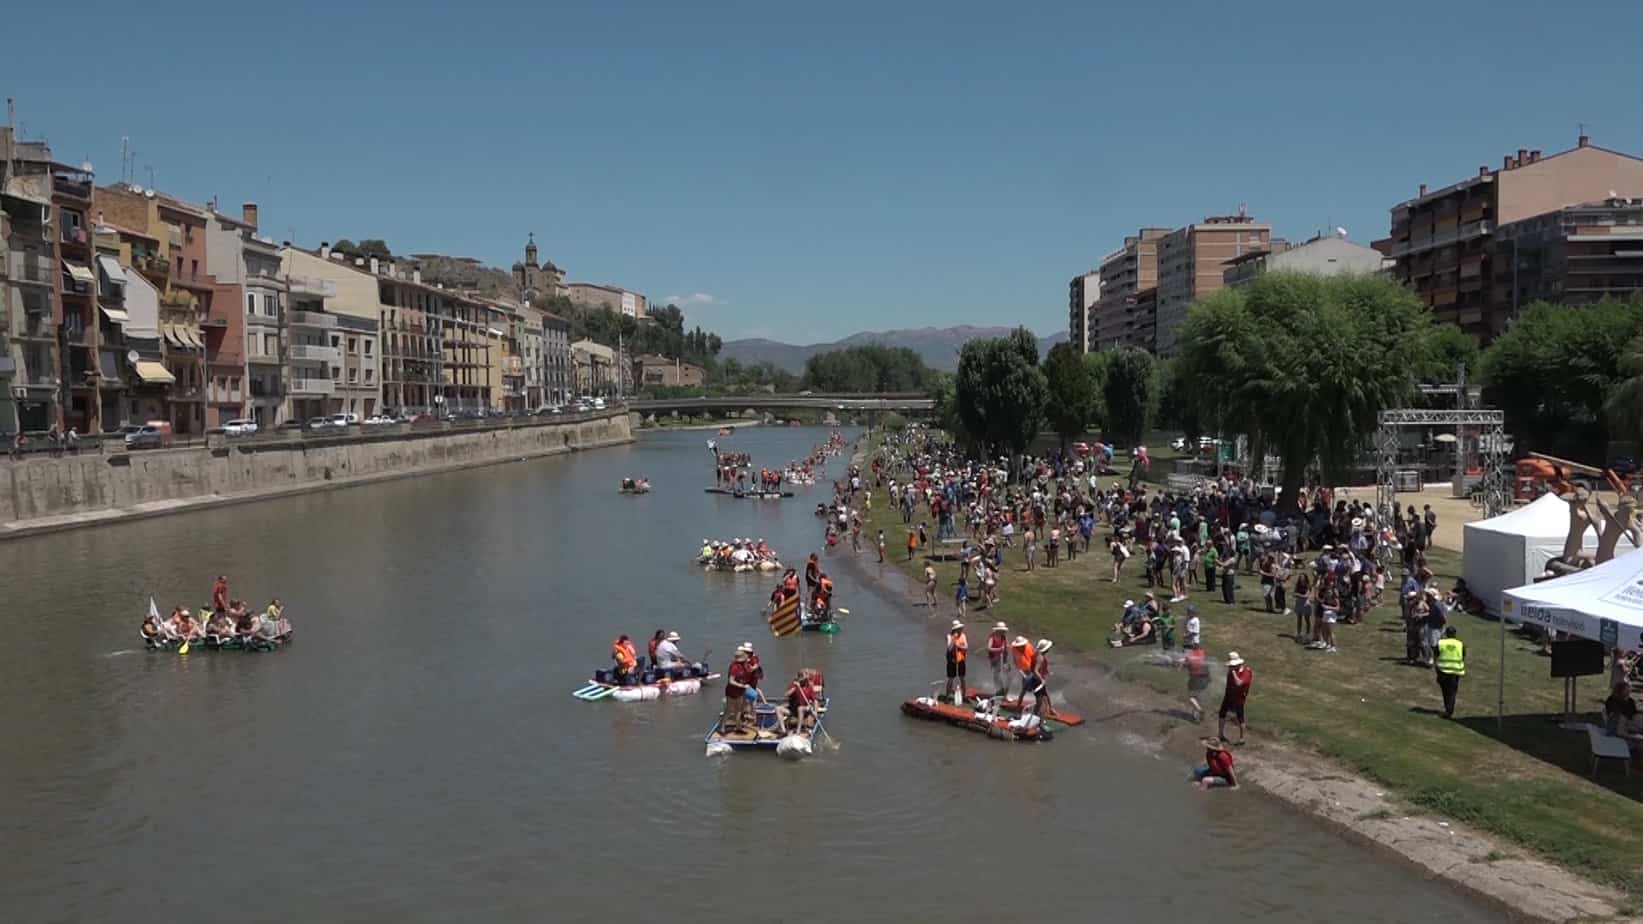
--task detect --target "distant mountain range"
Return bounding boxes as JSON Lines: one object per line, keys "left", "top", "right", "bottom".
{"left": 721, "top": 326, "right": 1068, "bottom": 373}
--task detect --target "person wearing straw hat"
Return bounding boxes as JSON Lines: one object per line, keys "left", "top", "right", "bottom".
{"left": 1218, "top": 652, "right": 1253, "bottom": 745}
{"left": 985, "top": 622, "right": 1011, "bottom": 698}
{"left": 1191, "top": 736, "right": 1238, "bottom": 789}
{"left": 944, "top": 619, "right": 969, "bottom": 702}
{"left": 724, "top": 644, "right": 757, "bottom": 733}
{"left": 654, "top": 630, "right": 686, "bottom": 673}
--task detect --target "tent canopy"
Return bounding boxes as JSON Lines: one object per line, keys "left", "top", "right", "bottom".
{"left": 1503, "top": 549, "right": 1643, "bottom": 649}
{"left": 1462, "top": 492, "right": 1632, "bottom": 616}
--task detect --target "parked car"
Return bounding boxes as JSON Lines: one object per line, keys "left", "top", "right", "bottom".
{"left": 407, "top": 413, "right": 437, "bottom": 426}
{"left": 107, "top": 424, "right": 144, "bottom": 439}
{"left": 125, "top": 420, "right": 173, "bottom": 450}
{"left": 592, "top": 397, "right": 607, "bottom": 410}
{"left": 222, "top": 418, "right": 259, "bottom": 437}
{"left": 363, "top": 414, "right": 396, "bottom": 426}
{"left": 276, "top": 419, "right": 305, "bottom": 431}
{"left": 304, "top": 416, "right": 339, "bottom": 430}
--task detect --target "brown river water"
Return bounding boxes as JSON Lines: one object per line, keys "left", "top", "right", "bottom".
{"left": 0, "top": 426, "right": 1496, "bottom": 923}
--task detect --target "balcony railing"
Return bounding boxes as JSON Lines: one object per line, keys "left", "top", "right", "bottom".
{"left": 289, "top": 344, "right": 342, "bottom": 362}
{"left": 60, "top": 225, "right": 89, "bottom": 246}
{"left": 287, "top": 310, "right": 337, "bottom": 330}
{"left": 53, "top": 176, "right": 93, "bottom": 201}
{"left": 287, "top": 277, "right": 336, "bottom": 299}
{"left": 6, "top": 250, "right": 54, "bottom": 284}
{"left": 288, "top": 377, "right": 337, "bottom": 396}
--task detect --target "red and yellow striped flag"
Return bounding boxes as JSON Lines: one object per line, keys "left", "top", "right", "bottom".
{"left": 768, "top": 595, "right": 801, "bottom": 638}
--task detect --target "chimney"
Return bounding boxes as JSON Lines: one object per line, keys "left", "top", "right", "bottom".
{"left": 1504, "top": 155, "right": 1514, "bottom": 170}
{"left": 1479, "top": 165, "right": 1490, "bottom": 177}
{"left": 412, "top": 268, "right": 422, "bottom": 285}
{"left": 320, "top": 242, "right": 331, "bottom": 259}
{"left": 1418, "top": 183, "right": 1428, "bottom": 197}
{"left": 1517, "top": 148, "right": 1528, "bottom": 166}
{"left": 241, "top": 202, "right": 258, "bottom": 229}
{"left": 1529, "top": 149, "right": 1541, "bottom": 162}
{"left": 369, "top": 256, "right": 379, "bottom": 275}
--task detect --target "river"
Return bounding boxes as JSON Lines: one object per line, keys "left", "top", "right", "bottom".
{"left": 0, "top": 426, "right": 1494, "bottom": 923}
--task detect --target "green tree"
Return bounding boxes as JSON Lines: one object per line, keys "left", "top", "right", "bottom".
{"left": 802, "top": 344, "right": 932, "bottom": 393}
{"left": 331, "top": 238, "right": 357, "bottom": 254}
{"left": 1154, "top": 357, "right": 1201, "bottom": 442}
{"left": 1607, "top": 333, "right": 1643, "bottom": 446}
{"left": 1102, "top": 346, "right": 1155, "bottom": 447}
{"left": 1479, "top": 296, "right": 1643, "bottom": 459}
{"left": 1042, "top": 342, "right": 1098, "bottom": 448}
{"left": 1413, "top": 322, "right": 1482, "bottom": 384}
{"left": 1083, "top": 350, "right": 1109, "bottom": 428}
{"left": 954, "top": 336, "right": 1047, "bottom": 464}
{"left": 1176, "top": 271, "right": 1431, "bottom": 511}
{"left": 356, "top": 238, "right": 392, "bottom": 258}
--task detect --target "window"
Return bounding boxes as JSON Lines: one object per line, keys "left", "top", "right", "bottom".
{"left": 176, "top": 255, "right": 184, "bottom": 274}
{"left": 265, "top": 333, "right": 279, "bottom": 356}
{"left": 365, "top": 369, "right": 374, "bottom": 383}
{"left": 331, "top": 365, "right": 341, "bottom": 380}
{"left": 330, "top": 334, "right": 340, "bottom": 349}
{"left": 247, "top": 293, "right": 255, "bottom": 314}
{"left": 364, "top": 339, "right": 373, "bottom": 356}
{"left": 191, "top": 259, "right": 198, "bottom": 277}
{"left": 347, "top": 336, "right": 358, "bottom": 354}
{"left": 348, "top": 368, "right": 358, "bottom": 383}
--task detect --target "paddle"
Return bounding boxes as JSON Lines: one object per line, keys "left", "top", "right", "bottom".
{"left": 178, "top": 637, "right": 190, "bottom": 655}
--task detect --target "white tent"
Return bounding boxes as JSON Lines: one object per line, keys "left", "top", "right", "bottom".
{"left": 1502, "top": 548, "right": 1643, "bottom": 648}
{"left": 1461, "top": 492, "right": 1627, "bottom": 616}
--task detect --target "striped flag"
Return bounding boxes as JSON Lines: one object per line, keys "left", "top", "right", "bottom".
{"left": 768, "top": 595, "right": 801, "bottom": 638}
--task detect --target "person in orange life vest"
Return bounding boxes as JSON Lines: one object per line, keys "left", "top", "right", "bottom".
{"left": 779, "top": 670, "right": 820, "bottom": 733}
{"left": 1026, "top": 639, "right": 1054, "bottom": 718}
{"left": 611, "top": 634, "right": 639, "bottom": 684}
{"left": 944, "top": 620, "right": 969, "bottom": 702}
{"left": 813, "top": 574, "right": 835, "bottom": 620}
{"left": 212, "top": 575, "right": 229, "bottom": 614}
{"left": 986, "top": 622, "right": 1011, "bottom": 697}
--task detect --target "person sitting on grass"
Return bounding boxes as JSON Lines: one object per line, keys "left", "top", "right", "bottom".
{"left": 1109, "top": 613, "right": 1155, "bottom": 647}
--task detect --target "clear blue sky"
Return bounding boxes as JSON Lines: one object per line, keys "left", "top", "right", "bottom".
{"left": 4, "top": 0, "right": 1640, "bottom": 342}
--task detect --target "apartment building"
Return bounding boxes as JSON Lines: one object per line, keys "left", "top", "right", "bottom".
{"left": 215, "top": 204, "right": 289, "bottom": 427}
{"left": 1154, "top": 213, "right": 1272, "bottom": 356}
{"left": 514, "top": 302, "right": 546, "bottom": 409}
{"left": 572, "top": 339, "right": 616, "bottom": 395}
{"left": 1, "top": 129, "right": 59, "bottom": 433}
{"left": 1067, "top": 270, "right": 1100, "bottom": 354}
{"left": 1094, "top": 228, "right": 1168, "bottom": 352}
{"left": 566, "top": 281, "right": 646, "bottom": 320}
{"left": 541, "top": 310, "right": 572, "bottom": 405}
{"left": 1494, "top": 196, "right": 1643, "bottom": 309}
{"left": 373, "top": 261, "right": 493, "bottom": 414}
{"left": 282, "top": 245, "right": 381, "bottom": 418}
{"left": 1222, "top": 234, "right": 1383, "bottom": 288}
{"left": 1375, "top": 134, "right": 1643, "bottom": 340}
{"left": 54, "top": 161, "right": 105, "bottom": 433}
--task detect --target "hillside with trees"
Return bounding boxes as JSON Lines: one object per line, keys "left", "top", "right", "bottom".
{"left": 801, "top": 344, "right": 934, "bottom": 392}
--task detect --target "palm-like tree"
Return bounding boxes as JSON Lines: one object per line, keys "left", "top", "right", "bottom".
{"left": 1605, "top": 336, "right": 1643, "bottom": 444}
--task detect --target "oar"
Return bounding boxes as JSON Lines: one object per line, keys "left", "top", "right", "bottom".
{"left": 178, "top": 637, "right": 190, "bottom": 655}
{"left": 835, "top": 607, "right": 850, "bottom": 615}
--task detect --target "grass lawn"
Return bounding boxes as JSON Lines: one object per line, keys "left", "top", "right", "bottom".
{"left": 859, "top": 434, "right": 1643, "bottom": 896}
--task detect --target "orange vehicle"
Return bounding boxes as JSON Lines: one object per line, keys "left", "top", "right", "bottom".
{"left": 1514, "top": 453, "right": 1629, "bottom": 501}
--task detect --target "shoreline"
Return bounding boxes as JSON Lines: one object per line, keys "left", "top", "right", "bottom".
{"left": 0, "top": 433, "right": 633, "bottom": 543}
{"left": 637, "top": 419, "right": 766, "bottom": 432}
{"left": 837, "top": 437, "right": 1628, "bottom": 922}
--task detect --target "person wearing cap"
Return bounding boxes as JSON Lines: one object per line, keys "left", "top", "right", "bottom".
{"left": 1191, "top": 737, "right": 1238, "bottom": 789}
{"left": 944, "top": 620, "right": 969, "bottom": 702}
{"left": 1218, "top": 652, "right": 1253, "bottom": 745}
{"left": 723, "top": 645, "right": 758, "bottom": 733}
{"left": 1027, "top": 639, "right": 1054, "bottom": 718}
{"left": 985, "top": 622, "right": 1011, "bottom": 698}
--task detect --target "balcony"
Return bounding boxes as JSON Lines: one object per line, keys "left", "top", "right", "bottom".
{"left": 53, "top": 175, "right": 93, "bottom": 201}
{"left": 287, "top": 277, "right": 336, "bottom": 299}
{"left": 502, "top": 356, "right": 525, "bottom": 374}
{"left": 288, "top": 310, "right": 337, "bottom": 330}
{"left": 288, "top": 377, "right": 337, "bottom": 396}
{"left": 289, "top": 343, "right": 342, "bottom": 363}
{"left": 60, "top": 224, "right": 89, "bottom": 247}
{"left": 6, "top": 250, "right": 54, "bottom": 285}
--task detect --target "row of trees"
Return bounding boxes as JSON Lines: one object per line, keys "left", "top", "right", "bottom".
{"left": 801, "top": 344, "right": 934, "bottom": 393}
{"left": 534, "top": 295, "right": 724, "bottom": 370}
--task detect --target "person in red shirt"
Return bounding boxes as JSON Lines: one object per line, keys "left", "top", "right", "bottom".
{"left": 985, "top": 622, "right": 1011, "bottom": 698}
{"left": 1192, "top": 737, "right": 1238, "bottom": 789}
{"left": 724, "top": 646, "right": 756, "bottom": 733}
{"left": 211, "top": 576, "right": 228, "bottom": 614}
{"left": 779, "top": 671, "right": 819, "bottom": 733}
{"left": 1184, "top": 644, "right": 1210, "bottom": 723}
{"left": 1218, "top": 652, "right": 1253, "bottom": 745}
{"left": 944, "top": 620, "right": 968, "bottom": 702}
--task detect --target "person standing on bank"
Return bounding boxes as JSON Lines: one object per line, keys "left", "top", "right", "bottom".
{"left": 1218, "top": 652, "right": 1252, "bottom": 745}
{"left": 1434, "top": 626, "right": 1465, "bottom": 719}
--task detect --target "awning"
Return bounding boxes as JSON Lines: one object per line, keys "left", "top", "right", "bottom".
{"left": 100, "top": 302, "right": 130, "bottom": 323}
{"left": 134, "top": 361, "right": 176, "bottom": 384}
{"left": 96, "top": 254, "right": 126, "bottom": 285}
{"left": 99, "top": 351, "right": 120, "bottom": 379}
{"left": 162, "top": 323, "right": 184, "bottom": 347}
{"left": 184, "top": 326, "right": 204, "bottom": 349}
{"left": 63, "top": 260, "right": 96, "bottom": 284}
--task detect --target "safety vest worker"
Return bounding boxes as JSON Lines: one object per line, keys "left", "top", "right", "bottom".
{"left": 1435, "top": 636, "right": 1466, "bottom": 675}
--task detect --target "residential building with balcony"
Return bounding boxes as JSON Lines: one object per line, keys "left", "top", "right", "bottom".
{"left": 91, "top": 241, "right": 130, "bottom": 428}
{"left": 1374, "top": 134, "right": 1643, "bottom": 340}
{"left": 514, "top": 302, "right": 546, "bottom": 409}
{"left": 481, "top": 299, "right": 527, "bottom": 412}
{"left": 541, "top": 310, "right": 572, "bottom": 405}
{"left": 205, "top": 202, "right": 288, "bottom": 427}
{"left": 2, "top": 137, "right": 60, "bottom": 433}
{"left": 52, "top": 160, "right": 102, "bottom": 434}
{"left": 366, "top": 257, "right": 492, "bottom": 414}
{"left": 572, "top": 339, "right": 617, "bottom": 396}
{"left": 1222, "top": 234, "right": 1383, "bottom": 288}
{"left": 1494, "top": 196, "right": 1643, "bottom": 311}
{"left": 1154, "top": 212, "right": 1272, "bottom": 356}
{"left": 1068, "top": 270, "right": 1099, "bottom": 354}
{"left": 1094, "top": 228, "right": 1168, "bottom": 352}
{"left": 281, "top": 245, "right": 382, "bottom": 418}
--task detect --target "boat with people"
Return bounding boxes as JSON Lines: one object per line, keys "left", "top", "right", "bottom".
{"left": 703, "top": 487, "right": 793, "bottom": 499}
{"left": 619, "top": 477, "right": 651, "bottom": 494}
{"left": 704, "top": 700, "right": 828, "bottom": 752}
{"left": 576, "top": 632, "right": 718, "bottom": 701}
{"left": 706, "top": 664, "right": 830, "bottom": 754}
{"left": 139, "top": 592, "right": 292, "bottom": 653}
{"left": 962, "top": 689, "right": 1085, "bottom": 726}
{"left": 698, "top": 538, "right": 783, "bottom": 572}
{"left": 900, "top": 696, "right": 1053, "bottom": 741}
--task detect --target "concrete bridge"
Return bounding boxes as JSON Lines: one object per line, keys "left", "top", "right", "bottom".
{"left": 629, "top": 393, "right": 933, "bottom": 415}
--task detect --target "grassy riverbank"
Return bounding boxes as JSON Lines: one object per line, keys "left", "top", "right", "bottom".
{"left": 856, "top": 438, "right": 1643, "bottom": 897}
